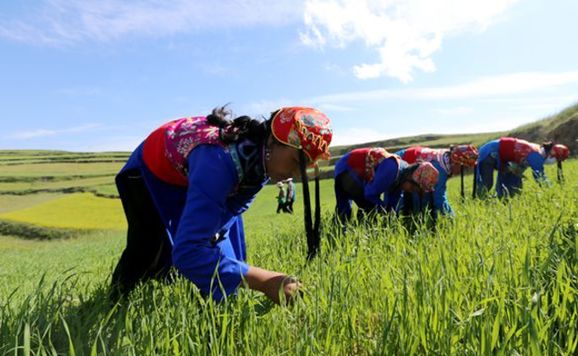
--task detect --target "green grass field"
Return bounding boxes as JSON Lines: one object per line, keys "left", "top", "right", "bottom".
{"left": 0, "top": 151, "right": 576, "bottom": 354}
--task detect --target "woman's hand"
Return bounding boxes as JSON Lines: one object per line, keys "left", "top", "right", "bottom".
{"left": 244, "top": 266, "right": 301, "bottom": 305}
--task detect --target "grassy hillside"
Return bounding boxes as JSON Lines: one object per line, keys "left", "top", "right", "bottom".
{"left": 509, "top": 102, "right": 578, "bottom": 154}
{"left": 329, "top": 131, "right": 505, "bottom": 158}
{"left": 0, "top": 160, "right": 576, "bottom": 354}
{"left": 330, "top": 101, "right": 578, "bottom": 159}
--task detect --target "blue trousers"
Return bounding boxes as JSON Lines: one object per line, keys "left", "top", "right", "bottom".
{"left": 477, "top": 155, "right": 522, "bottom": 198}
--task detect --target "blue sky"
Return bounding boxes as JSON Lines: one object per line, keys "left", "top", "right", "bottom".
{"left": 1, "top": 0, "right": 578, "bottom": 151}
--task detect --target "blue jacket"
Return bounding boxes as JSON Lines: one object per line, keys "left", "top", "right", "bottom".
{"left": 118, "top": 143, "right": 266, "bottom": 301}
{"left": 477, "top": 139, "right": 547, "bottom": 182}
{"left": 334, "top": 152, "right": 402, "bottom": 215}
{"left": 395, "top": 149, "right": 453, "bottom": 215}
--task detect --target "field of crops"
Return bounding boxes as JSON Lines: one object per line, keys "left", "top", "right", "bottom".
{"left": 0, "top": 150, "right": 576, "bottom": 354}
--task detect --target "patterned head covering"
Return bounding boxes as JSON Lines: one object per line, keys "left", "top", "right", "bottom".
{"left": 271, "top": 107, "right": 333, "bottom": 163}
{"left": 450, "top": 144, "right": 479, "bottom": 168}
{"left": 550, "top": 144, "right": 570, "bottom": 161}
{"left": 411, "top": 162, "right": 439, "bottom": 192}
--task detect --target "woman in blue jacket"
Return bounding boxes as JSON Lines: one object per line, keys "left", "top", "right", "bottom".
{"left": 395, "top": 145, "right": 478, "bottom": 215}
{"left": 475, "top": 137, "right": 569, "bottom": 198}
{"left": 333, "top": 147, "right": 439, "bottom": 224}
{"left": 110, "top": 106, "right": 332, "bottom": 304}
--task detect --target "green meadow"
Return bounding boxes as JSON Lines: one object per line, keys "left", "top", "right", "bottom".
{"left": 0, "top": 150, "right": 576, "bottom": 354}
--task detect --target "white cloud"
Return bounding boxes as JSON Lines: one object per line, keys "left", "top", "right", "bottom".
{"left": 323, "top": 62, "right": 348, "bottom": 76}
{"left": 331, "top": 115, "right": 530, "bottom": 146}
{"left": 310, "top": 71, "right": 578, "bottom": 104}
{"left": 84, "top": 136, "right": 143, "bottom": 152}
{"left": 316, "top": 103, "right": 355, "bottom": 112}
{"left": 445, "top": 115, "right": 531, "bottom": 133}
{"left": 301, "top": 0, "right": 520, "bottom": 82}
{"left": 9, "top": 129, "right": 57, "bottom": 140}
{"left": 244, "top": 99, "right": 354, "bottom": 118}
{"left": 6, "top": 123, "right": 101, "bottom": 139}
{"left": 330, "top": 127, "right": 387, "bottom": 146}
{"left": 432, "top": 106, "right": 473, "bottom": 116}
{"left": 0, "top": 0, "right": 303, "bottom": 45}
{"left": 476, "top": 95, "right": 578, "bottom": 108}
{"left": 242, "top": 99, "right": 295, "bottom": 118}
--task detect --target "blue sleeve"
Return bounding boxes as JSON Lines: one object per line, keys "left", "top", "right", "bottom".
{"left": 334, "top": 153, "right": 350, "bottom": 177}
{"left": 432, "top": 165, "right": 452, "bottom": 215}
{"left": 364, "top": 158, "right": 398, "bottom": 208}
{"left": 527, "top": 152, "right": 548, "bottom": 183}
{"left": 171, "top": 145, "right": 249, "bottom": 301}
{"left": 226, "top": 181, "right": 265, "bottom": 215}
{"left": 394, "top": 149, "right": 406, "bottom": 158}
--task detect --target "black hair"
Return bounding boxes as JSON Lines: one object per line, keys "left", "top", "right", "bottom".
{"left": 393, "top": 162, "right": 421, "bottom": 191}
{"left": 206, "top": 105, "right": 269, "bottom": 144}
{"left": 299, "top": 150, "right": 321, "bottom": 260}
{"left": 545, "top": 141, "right": 566, "bottom": 182}
{"left": 268, "top": 108, "right": 322, "bottom": 259}
{"left": 211, "top": 106, "right": 322, "bottom": 259}
{"left": 542, "top": 141, "right": 554, "bottom": 155}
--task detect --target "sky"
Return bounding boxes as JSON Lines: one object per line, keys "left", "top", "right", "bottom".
{"left": 1, "top": 0, "right": 578, "bottom": 151}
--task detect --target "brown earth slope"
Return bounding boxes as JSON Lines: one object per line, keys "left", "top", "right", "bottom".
{"left": 508, "top": 102, "right": 578, "bottom": 156}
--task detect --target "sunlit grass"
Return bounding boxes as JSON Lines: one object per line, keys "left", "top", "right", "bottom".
{"left": 0, "top": 157, "right": 576, "bottom": 354}
{"left": 0, "top": 231, "right": 123, "bottom": 300}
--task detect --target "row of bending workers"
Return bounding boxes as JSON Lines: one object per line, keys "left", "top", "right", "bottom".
{"left": 334, "top": 144, "right": 476, "bottom": 222}
{"left": 111, "top": 104, "right": 570, "bottom": 305}
{"left": 474, "top": 137, "right": 569, "bottom": 198}
{"left": 335, "top": 138, "right": 569, "bottom": 221}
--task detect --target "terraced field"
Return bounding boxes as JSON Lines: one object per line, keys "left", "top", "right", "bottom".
{"left": 0, "top": 151, "right": 124, "bottom": 241}
{"left": 0, "top": 149, "right": 576, "bottom": 354}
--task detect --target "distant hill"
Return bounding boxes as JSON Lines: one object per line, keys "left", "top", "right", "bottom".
{"left": 328, "top": 132, "right": 504, "bottom": 163}
{"left": 329, "top": 101, "right": 578, "bottom": 159}
{"left": 508, "top": 102, "right": 578, "bottom": 155}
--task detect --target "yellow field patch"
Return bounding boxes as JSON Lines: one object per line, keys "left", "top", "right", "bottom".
{"left": 0, "top": 193, "right": 127, "bottom": 230}
{"left": 0, "top": 193, "right": 64, "bottom": 214}
{"left": 0, "top": 175, "right": 115, "bottom": 193}
{"left": 0, "top": 161, "right": 123, "bottom": 176}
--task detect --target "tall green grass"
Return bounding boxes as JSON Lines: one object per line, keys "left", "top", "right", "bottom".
{"left": 0, "top": 161, "right": 576, "bottom": 354}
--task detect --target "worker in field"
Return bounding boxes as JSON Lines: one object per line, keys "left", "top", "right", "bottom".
{"left": 333, "top": 147, "right": 439, "bottom": 225}
{"left": 395, "top": 145, "right": 478, "bottom": 215}
{"left": 276, "top": 181, "right": 287, "bottom": 213}
{"left": 474, "top": 137, "right": 570, "bottom": 198}
{"left": 284, "top": 178, "right": 296, "bottom": 213}
{"left": 110, "top": 106, "right": 332, "bottom": 304}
